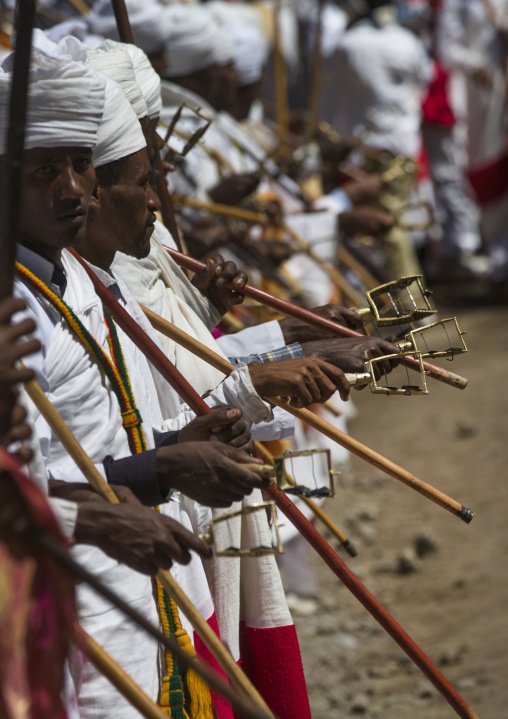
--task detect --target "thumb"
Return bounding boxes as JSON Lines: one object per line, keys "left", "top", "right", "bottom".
{"left": 192, "top": 257, "right": 216, "bottom": 290}
{"left": 207, "top": 406, "right": 242, "bottom": 432}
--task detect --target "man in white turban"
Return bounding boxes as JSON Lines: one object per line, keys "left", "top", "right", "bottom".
{"left": 9, "top": 31, "right": 272, "bottom": 719}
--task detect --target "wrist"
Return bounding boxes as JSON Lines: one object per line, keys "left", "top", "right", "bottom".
{"left": 278, "top": 317, "right": 296, "bottom": 344}
{"left": 74, "top": 500, "right": 112, "bottom": 545}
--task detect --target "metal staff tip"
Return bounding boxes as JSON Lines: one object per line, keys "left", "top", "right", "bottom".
{"left": 341, "top": 539, "right": 358, "bottom": 558}
{"left": 458, "top": 506, "right": 475, "bottom": 524}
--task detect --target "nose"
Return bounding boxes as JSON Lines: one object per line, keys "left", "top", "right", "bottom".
{"left": 58, "top": 165, "right": 86, "bottom": 203}
{"left": 147, "top": 184, "right": 161, "bottom": 213}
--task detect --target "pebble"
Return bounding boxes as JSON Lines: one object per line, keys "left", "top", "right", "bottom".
{"left": 397, "top": 548, "right": 422, "bottom": 574}
{"left": 334, "top": 633, "right": 359, "bottom": 649}
{"left": 414, "top": 530, "right": 439, "bottom": 558}
{"left": 350, "top": 694, "right": 370, "bottom": 714}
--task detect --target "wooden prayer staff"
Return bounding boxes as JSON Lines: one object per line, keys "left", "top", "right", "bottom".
{"left": 69, "top": 271, "right": 479, "bottom": 719}
{"left": 32, "top": 531, "right": 270, "bottom": 719}
{"left": 172, "top": 195, "right": 365, "bottom": 307}
{"left": 273, "top": 0, "right": 290, "bottom": 145}
{"left": 167, "top": 248, "right": 469, "bottom": 392}
{"left": 136, "top": 301, "right": 473, "bottom": 523}
{"left": 22, "top": 378, "right": 276, "bottom": 719}
{"left": 141, "top": 303, "right": 356, "bottom": 554}
{"left": 111, "top": 0, "right": 187, "bottom": 256}
{"left": 0, "top": 0, "right": 36, "bottom": 300}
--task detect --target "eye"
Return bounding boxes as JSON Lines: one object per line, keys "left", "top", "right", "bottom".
{"left": 35, "top": 164, "right": 55, "bottom": 176}
{"left": 74, "top": 156, "right": 92, "bottom": 172}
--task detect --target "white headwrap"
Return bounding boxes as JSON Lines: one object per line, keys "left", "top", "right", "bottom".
{"left": 45, "top": 19, "right": 103, "bottom": 49}
{"left": 88, "top": 40, "right": 148, "bottom": 119}
{"left": 123, "top": 43, "right": 162, "bottom": 120}
{"left": 93, "top": 74, "right": 146, "bottom": 168}
{"left": 87, "top": 0, "right": 167, "bottom": 55}
{"left": 162, "top": 5, "right": 235, "bottom": 78}
{"left": 208, "top": 2, "right": 269, "bottom": 86}
{"left": 0, "top": 29, "right": 105, "bottom": 154}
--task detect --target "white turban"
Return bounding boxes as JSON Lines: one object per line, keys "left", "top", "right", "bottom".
{"left": 123, "top": 43, "right": 162, "bottom": 120}
{"left": 45, "top": 19, "right": 103, "bottom": 49}
{"left": 88, "top": 40, "right": 148, "bottom": 119}
{"left": 162, "top": 5, "right": 235, "bottom": 78}
{"left": 87, "top": 0, "right": 167, "bottom": 55}
{"left": 208, "top": 3, "right": 269, "bottom": 86}
{"left": 93, "top": 74, "right": 146, "bottom": 168}
{"left": 0, "top": 29, "right": 105, "bottom": 154}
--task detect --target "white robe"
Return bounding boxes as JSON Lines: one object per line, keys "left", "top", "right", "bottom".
{"left": 14, "top": 249, "right": 274, "bottom": 718}
{"left": 112, "top": 222, "right": 295, "bottom": 440}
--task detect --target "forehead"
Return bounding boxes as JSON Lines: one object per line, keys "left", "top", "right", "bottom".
{"left": 118, "top": 148, "right": 151, "bottom": 182}
{"left": 23, "top": 146, "right": 93, "bottom": 164}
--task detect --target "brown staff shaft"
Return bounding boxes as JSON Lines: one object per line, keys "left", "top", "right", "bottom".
{"left": 110, "top": 0, "right": 187, "bottom": 255}
{"left": 141, "top": 303, "right": 354, "bottom": 550}
{"left": 76, "top": 631, "right": 170, "bottom": 719}
{"left": 308, "top": 0, "right": 325, "bottom": 132}
{"left": 138, "top": 302, "right": 473, "bottom": 523}
{"left": 110, "top": 0, "right": 134, "bottom": 43}
{"left": 0, "top": 0, "right": 36, "bottom": 300}
{"left": 69, "top": 263, "right": 478, "bottom": 719}
{"left": 167, "top": 248, "right": 469, "bottom": 391}
{"left": 23, "top": 377, "right": 275, "bottom": 719}
{"left": 172, "top": 195, "right": 365, "bottom": 306}
{"left": 32, "top": 528, "right": 269, "bottom": 719}
{"left": 273, "top": 0, "right": 289, "bottom": 144}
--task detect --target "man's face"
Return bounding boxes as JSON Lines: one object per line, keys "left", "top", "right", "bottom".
{"left": 17, "top": 146, "right": 95, "bottom": 260}
{"left": 97, "top": 148, "right": 160, "bottom": 259}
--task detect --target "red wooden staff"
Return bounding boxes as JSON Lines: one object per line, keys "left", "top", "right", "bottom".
{"left": 166, "top": 248, "right": 469, "bottom": 392}
{"left": 69, "top": 251, "right": 478, "bottom": 719}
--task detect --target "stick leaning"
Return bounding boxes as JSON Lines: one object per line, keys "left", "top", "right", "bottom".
{"left": 140, "top": 304, "right": 473, "bottom": 523}
{"left": 22, "top": 377, "right": 275, "bottom": 719}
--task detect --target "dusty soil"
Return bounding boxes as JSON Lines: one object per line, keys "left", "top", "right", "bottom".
{"left": 293, "top": 302, "right": 508, "bottom": 718}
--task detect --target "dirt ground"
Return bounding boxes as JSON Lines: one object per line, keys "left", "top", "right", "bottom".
{"left": 293, "top": 300, "right": 508, "bottom": 718}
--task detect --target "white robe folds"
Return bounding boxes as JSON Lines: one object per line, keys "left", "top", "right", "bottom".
{"left": 112, "top": 222, "right": 295, "bottom": 441}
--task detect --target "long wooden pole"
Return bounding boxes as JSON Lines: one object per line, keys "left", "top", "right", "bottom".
{"left": 0, "top": 0, "right": 36, "bottom": 300}
{"left": 273, "top": 0, "right": 290, "bottom": 145}
{"left": 22, "top": 378, "right": 275, "bottom": 718}
{"left": 28, "top": 529, "right": 269, "bottom": 719}
{"left": 167, "top": 248, "right": 469, "bottom": 391}
{"left": 136, "top": 301, "right": 473, "bottom": 523}
{"left": 66, "top": 265, "right": 478, "bottom": 719}
{"left": 172, "top": 195, "right": 366, "bottom": 306}
{"left": 110, "top": 0, "right": 187, "bottom": 255}
{"left": 141, "top": 303, "right": 357, "bottom": 553}
{"left": 78, "top": 631, "right": 171, "bottom": 719}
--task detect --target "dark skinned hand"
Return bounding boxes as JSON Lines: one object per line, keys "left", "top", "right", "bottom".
{"left": 156, "top": 442, "right": 267, "bottom": 508}
{"left": 208, "top": 172, "right": 261, "bottom": 206}
{"left": 342, "top": 174, "right": 386, "bottom": 205}
{"left": 191, "top": 252, "right": 247, "bottom": 316}
{"left": 302, "top": 337, "right": 400, "bottom": 383}
{"left": 279, "top": 303, "right": 363, "bottom": 345}
{"left": 248, "top": 357, "right": 350, "bottom": 407}
{"left": 178, "top": 405, "right": 252, "bottom": 451}
{"left": 339, "top": 207, "right": 395, "bottom": 237}
{"left": 73, "top": 493, "right": 212, "bottom": 575}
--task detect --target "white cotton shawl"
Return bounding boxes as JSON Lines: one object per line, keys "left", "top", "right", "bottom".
{"left": 0, "top": 30, "right": 105, "bottom": 153}
{"left": 87, "top": 0, "right": 167, "bottom": 55}
{"left": 162, "top": 4, "right": 235, "bottom": 77}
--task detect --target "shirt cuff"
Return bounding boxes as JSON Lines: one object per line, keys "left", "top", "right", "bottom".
{"left": 104, "top": 450, "right": 165, "bottom": 506}
{"left": 228, "top": 342, "right": 304, "bottom": 366}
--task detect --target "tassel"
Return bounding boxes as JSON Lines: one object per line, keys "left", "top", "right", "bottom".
{"left": 156, "top": 579, "right": 216, "bottom": 719}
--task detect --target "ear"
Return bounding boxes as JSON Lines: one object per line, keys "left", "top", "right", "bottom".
{"left": 89, "top": 178, "right": 102, "bottom": 210}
